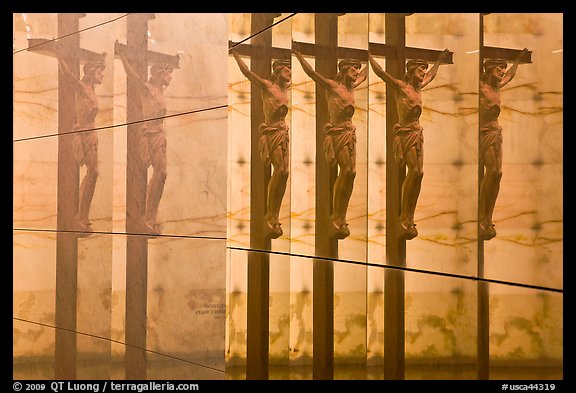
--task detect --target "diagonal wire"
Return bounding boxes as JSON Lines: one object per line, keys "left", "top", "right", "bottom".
{"left": 228, "top": 246, "right": 563, "bottom": 294}
{"left": 13, "top": 317, "right": 226, "bottom": 374}
{"left": 229, "top": 13, "right": 297, "bottom": 50}
{"left": 13, "top": 104, "right": 227, "bottom": 143}
{"left": 13, "top": 13, "right": 132, "bottom": 54}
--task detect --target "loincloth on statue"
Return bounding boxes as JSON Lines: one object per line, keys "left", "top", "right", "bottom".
{"left": 71, "top": 125, "right": 98, "bottom": 167}
{"left": 323, "top": 123, "right": 357, "bottom": 167}
{"left": 258, "top": 123, "right": 289, "bottom": 167}
{"left": 139, "top": 127, "right": 167, "bottom": 168}
{"left": 480, "top": 124, "right": 503, "bottom": 157}
{"left": 392, "top": 124, "right": 423, "bottom": 165}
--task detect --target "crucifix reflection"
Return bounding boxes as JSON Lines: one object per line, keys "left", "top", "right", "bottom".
{"left": 117, "top": 48, "right": 175, "bottom": 236}
{"left": 369, "top": 49, "right": 450, "bottom": 240}
{"left": 293, "top": 49, "right": 368, "bottom": 239}
{"left": 55, "top": 42, "right": 106, "bottom": 235}
{"left": 231, "top": 49, "right": 291, "bottom": 239}
{"left": 479, "top": 48, "right": 530, "bottom": 240}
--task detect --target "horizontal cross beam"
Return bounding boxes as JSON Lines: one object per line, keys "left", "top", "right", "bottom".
{"left": 483, "top": 46, "right": 532, "bottom": 63}
{"left": 229, "top": 40, "right": 291, "bottom": 60}
{"left": 230, "top": 40, "right": 453, "bottom": 64}
{"left": 27, "top": 38, "right": 106, "bottom": 63}
{"left": 370, "top": 42, "right": 453, "bottom": 64}
{"left": 114, "top": 41, "right": 180, "bottom": 69}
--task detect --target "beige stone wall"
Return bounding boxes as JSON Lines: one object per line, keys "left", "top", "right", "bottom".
{"left": 13, "top": 12, "right": 562, "bottom": 380}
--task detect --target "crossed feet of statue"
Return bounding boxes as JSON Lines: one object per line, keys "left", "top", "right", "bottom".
{"left": 329, "top": 216, "right": 350, "bottom": 239}
{"left": 264, "top": 217, "right": 283, "bottom": 239}
{"left": 400, "top": 220, "right": 418, "bottom": 240}
{"left": 72, "top": 215, "right": 93, "bottom": 238}
{"left": 139, "top": 218, "right": 161, "bottom": 239}
{"left": 480, "top": 222, "right": 496, "bottom": 241}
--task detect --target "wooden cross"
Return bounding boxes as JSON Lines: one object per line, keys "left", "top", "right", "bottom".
{"left": 26, "top": 13, "right": 106, "bottom": 379}
{"left": 114, "top": 13, "right": 179, "bottom": 380}
{"left": 477, "top": 13, "right": 532, "bottom": 380}
{"left": 229, "top": 13, "right": 283, "bottom": 380}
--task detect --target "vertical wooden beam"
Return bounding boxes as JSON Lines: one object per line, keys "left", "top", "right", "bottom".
{"left": 313, "top": 13, "right": 340, "bottom": 380}
{"left": 477, "top": 13, "right": 489, "bottom": 381}
{"left": 246, "top": 13, "right": 278, "bottom": 380}
{"left": 54, "top": 12, "right": 83, "bottom": 380}
{"left": 125, "top": 13, "right": 154, "bottom": 380}
{"left": 384, "top": 13, "right": 406, "bottom": 381}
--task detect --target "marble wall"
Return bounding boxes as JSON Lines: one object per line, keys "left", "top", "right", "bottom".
{"left": 13, "top": 12, "right": 562, "bottom": 381}
{"left": 224, "top": 12, "right": 563, "bottom": 379}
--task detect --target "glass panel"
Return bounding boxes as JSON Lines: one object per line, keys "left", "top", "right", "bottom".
{"left": 405, "top": 269, "right": 478, "bottom": 379}
{"left": 13, "top": 136, "right": 58, "bottom": 231}
{"left": 268, "top": 14, "right": 293, "bottom": 370}
{"left": 13, "top": 231, "right": 56, "bottom": 378}
{"left": 145, "top": 236, "right": 227, "bottom": 373}
{"left": 482, "top": 13, "right": 563, "bottom": 290}
{"left": 13, "top": 320, "right": 226, "bottom": 380}
{"left": 14, "top": 14, "right": 117, "bottom": 236}
{"left": 76, "top": 232, "right": 113, "bottom": 379}
{"left": 14, "top": 11, "right": 229, "bottom": 380}
{"left": 227, "top": 12, "right": 295, "bottom": 376}
{"left": 333, "top": 13, "right": 369, "bottom": 373}
{"left": 366, "top": 14, "right": 386, "bottom": 374}
{"left": 488, "top": 284, "right": 563, "bottom": 379}
{"left": 13, "top": 13, "right": 57, "bottom": 141}
{"left": 113, "top": 13, "right": 228, "bottom": 238}
{"left": 289, "top": 12, "right": 315, "bottom": 372}
{"left": 404, "top": 13, "right": 479, "bottom": 277}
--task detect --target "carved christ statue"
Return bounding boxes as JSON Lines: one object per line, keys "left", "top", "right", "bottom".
{"left": 55, "top": 42, "right": 105, "bottom": 235}
{"left": 118, "top": 50, "right": 174, "bottom": 236}
{"left": 293, "top": 49, "right": 368, "bottom": 239}
{"left": 368, "top": 50, "right": 449, "bottom": 240}
{"left": 231, "top": 50, "right": 291, "bottom": 239}
{"left": 479, "top": 48, "right": 529, "bottom": 240}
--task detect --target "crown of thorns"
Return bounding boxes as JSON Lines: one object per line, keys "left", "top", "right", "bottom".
{"left": 483, "top": 59, "right": 507, "bottom": 70}
{"left": 272, "top": 59, "right": 291, "bottom": 69}
{"left": 338, "top": 59, "right": 361, "bottom": 71}
{"left": 83, "top": 61, "right": 105, "bottom": 73}
{"left": 405, "top": 59, "right": 429, "bottom": 71}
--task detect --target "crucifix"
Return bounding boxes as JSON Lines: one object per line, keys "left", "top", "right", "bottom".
{"left": 369, "top": 13, "right": 453, "bottom": 380}
{"left": 477, "top": 13, "right": 532, "bottom": 380}
{"left": 114, "top": 13, "right": 179, "bottom": 380}
{"left": 26, "top": 13, "right": 106, "bottom": 379}
{"left": 229, "top": 12, "right": 287, "bottom": 380}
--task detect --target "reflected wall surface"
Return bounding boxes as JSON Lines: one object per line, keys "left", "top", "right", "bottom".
{"left": 482, "top": 13, "right": 563, "bottom": 290}
{"left": 14, "top": 12, "right": 228, "bottom": 380}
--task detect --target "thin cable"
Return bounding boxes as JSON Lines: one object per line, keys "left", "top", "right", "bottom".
{"left": 13, "top": 104, "right": 227, "bottom": 143}
{"left": 13, "top": 317, "right": 225, "bottom": 374}
{"left": 13, "top": 228, "right": 226, "bottom": 241}
{"left": 13, "top": 14, "right": 132, "bottom": 55}
{"left": 228, "top": 246, "right": 563, "bottom": 294}
{"left": 229, "top": 13, "right": 297, "bottom": 50}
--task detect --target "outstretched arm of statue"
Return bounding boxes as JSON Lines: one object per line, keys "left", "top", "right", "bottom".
{"left": 500, "top": 47, "right": 529, "bottom": 87}
{"left": 230, "top": 50, "right": 268, "bottom": 90}
{"left": 292, "top": 47, "right": 333, "bottom": 90}
{"left": 54, "top": 41, "right": 84, "bottom": 92}
{"left": 353, "top": 63, "right": 369, "bottom": 88}
{"left": 421, "top": 48, "right": 450, "bottom": 88}
{"left": 116, "top": 46, "right": 147, "bottom": 94}
{"left": 368, "top": 53, "right": 402, "bottom": 90}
